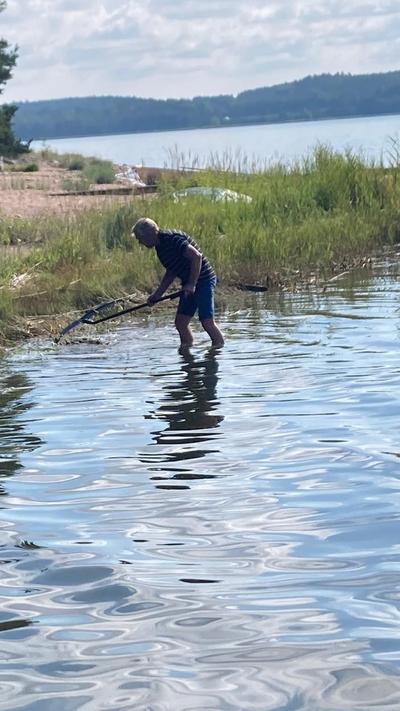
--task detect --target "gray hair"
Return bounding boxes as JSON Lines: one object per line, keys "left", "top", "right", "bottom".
{"left": 131, "top": 217, "right": 159, "bottom": 237}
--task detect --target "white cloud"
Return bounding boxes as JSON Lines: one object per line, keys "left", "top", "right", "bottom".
{"left": 1, "top": 0, "right": 399, "bottom": 102}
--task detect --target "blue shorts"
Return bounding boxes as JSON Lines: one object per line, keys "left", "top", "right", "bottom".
{"left": 177, "top": 279, "right": 216, "bottom": 321}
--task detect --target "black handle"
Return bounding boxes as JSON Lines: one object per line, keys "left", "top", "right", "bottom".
{"left": 83, "top": 290, "right": 183, "bottom": 325}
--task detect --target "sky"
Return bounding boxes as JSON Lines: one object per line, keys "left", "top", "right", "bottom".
{"left": 1, "top": 0, "right": 400, "bottom": 103}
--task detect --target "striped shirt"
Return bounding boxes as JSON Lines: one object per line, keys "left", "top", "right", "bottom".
{"left": 156, "top": 230, "right": 216, "bottom": 285}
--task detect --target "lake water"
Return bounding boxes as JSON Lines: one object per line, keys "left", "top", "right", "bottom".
{"left": 32, "top": 113, "right": 400, "bottom": 169}
{"left": 1, "top": 257, "right": 400, "bottom": 710}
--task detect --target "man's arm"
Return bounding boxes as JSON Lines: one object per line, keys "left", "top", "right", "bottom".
{"left": 183, "top": 244, "right": 202, "bottom": 295}
{"left": 148, "top": 270, "right": 176, "bottom": 304}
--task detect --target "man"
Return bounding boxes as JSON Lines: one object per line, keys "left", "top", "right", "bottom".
{"left": 131, "top": 218, "right": 224, "bottom": 348}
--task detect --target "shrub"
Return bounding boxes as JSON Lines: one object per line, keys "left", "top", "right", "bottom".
{"left": 68, "top": 158, "right": 85, "bottom": 171}
{"left": 22, "top": 163, "right": 39, "bottom": 172}
{"left": 83, "top": 159, "right": 115, "bottom": 185}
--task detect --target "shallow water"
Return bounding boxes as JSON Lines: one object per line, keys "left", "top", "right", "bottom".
{"left": 1, "top": 258, "right": 400, "bottom": 710}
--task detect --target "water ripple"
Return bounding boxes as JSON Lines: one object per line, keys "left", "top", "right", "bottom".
{"left": 1, "top": 263, "right": 400, "bottom": 709}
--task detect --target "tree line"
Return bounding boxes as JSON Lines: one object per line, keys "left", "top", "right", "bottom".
{"left": 10, "top": 70, "right": 400, "bottom": 142}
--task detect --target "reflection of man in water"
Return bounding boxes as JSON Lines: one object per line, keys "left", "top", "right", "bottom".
{"left": 0, "top": 371, "right": 42, "bottom": 488}
{"left": 158, "top": 347, "right": 223, "bottom": 437}
{"left": 142, "top": 349, "right": 224, "bottom": 482}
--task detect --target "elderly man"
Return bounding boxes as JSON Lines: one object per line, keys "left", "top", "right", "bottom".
{"left": 131, "top": 218, "right": 224, "bottom": 348}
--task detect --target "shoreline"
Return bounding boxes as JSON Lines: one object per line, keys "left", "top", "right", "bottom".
{"left": 0, "top": 253, "right": 377, "bottom": 352}
{"left": 0, "top": 146, "right": 398, "bottom": 350}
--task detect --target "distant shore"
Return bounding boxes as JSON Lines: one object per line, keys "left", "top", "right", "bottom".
{"left": 28, "top": 109, "right": 400, "bottom": 144}
{"left": 14, "top": 69, "right": 400, "bottom": 146}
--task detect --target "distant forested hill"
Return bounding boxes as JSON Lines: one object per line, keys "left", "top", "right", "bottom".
{"left": 9, "top": 71, "right": 400, "bottom": 141}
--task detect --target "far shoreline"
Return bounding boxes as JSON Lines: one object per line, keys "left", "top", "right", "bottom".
{"left": 29, "top": 109, "right": 400, "bottom": 145}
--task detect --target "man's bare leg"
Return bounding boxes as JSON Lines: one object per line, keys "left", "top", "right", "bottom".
{"left": 175, "top": 313, "right": 194, "bottom": 347}
{"left": 201, "top": 318, "right": 224, "bottom": 347}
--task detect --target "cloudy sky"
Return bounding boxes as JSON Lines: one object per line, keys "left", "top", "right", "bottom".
{"left": 1, "top": 0, "right": 399, "bottom": 103}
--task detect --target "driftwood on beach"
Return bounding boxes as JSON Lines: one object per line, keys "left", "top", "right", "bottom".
{"left": 49, "top": 184, "right": 157, "bottom": 197}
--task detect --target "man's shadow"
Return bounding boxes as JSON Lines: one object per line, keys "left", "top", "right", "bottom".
{"left": 142, "top": 348, "right": 224, "bottom": 487}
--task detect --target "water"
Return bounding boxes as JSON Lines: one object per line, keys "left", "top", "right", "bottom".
{"left": 32, "top": 113, "right": 400, "bottom": 168}
{"left": 1, "top": 258, "right": 400, "bottom": 710}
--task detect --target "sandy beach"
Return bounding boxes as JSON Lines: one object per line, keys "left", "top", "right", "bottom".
{"left": 0, "top": 161, "right": 152, "bottom": 218}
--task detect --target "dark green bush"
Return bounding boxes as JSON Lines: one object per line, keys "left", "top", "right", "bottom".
{"left": 22, "top": 163, "right": 39, "bottom": 172}
{"left": 68, "top": 158, "right": 85, "bottom": 171}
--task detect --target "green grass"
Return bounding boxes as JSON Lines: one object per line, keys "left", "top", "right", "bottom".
{"left": 151, "top": 145, "right": 400, "bottom": 281}
{"left": 0, "top": 144, "right": 399, "bottom": 343}
{"left": 32, "top": 148, "right": 116, "bottom": 185}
